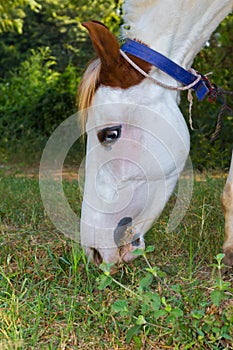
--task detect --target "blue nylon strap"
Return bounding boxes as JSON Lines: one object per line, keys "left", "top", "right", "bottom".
{"left": 121, "top": 39, "right": 209, "bottom": 101}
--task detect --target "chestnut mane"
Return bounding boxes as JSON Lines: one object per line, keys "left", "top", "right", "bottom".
{"left": 77, "top": 58, "right": 101, "bottom": 133}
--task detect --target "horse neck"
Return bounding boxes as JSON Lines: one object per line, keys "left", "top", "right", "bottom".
{"left": 122, "top": 0, "right": 232, "bottom": 68}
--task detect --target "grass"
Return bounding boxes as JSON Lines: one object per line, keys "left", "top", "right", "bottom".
{"left": 0, "top": 168, "right": 233, "bottom": 349}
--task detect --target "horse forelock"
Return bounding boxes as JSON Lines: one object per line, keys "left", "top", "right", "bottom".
{"left": 77, "top": 58, "right": 101, "bottom": 133}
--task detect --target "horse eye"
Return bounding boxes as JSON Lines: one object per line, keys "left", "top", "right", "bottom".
{"left": 97, "top": 125, "right": 122, "bottom": 145}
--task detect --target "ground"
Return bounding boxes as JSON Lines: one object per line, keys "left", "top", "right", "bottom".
{"left": 0, "top": 165, "right": 232, "bottom": 349}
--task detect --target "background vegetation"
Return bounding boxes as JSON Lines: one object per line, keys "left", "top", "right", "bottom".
{"left": 0, "top": 0, "right": 232, "bottom": 169}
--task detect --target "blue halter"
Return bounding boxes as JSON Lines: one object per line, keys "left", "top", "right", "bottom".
{"left": 121, "top": 39, "right": 209, "bottom": 101}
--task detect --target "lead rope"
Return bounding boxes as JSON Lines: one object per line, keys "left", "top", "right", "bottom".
{"left": 210, "top": 87, "right": 232, "bottom": 142}
{"left": 187, "top": 89, "right": 194, "bottom": 130}
{"left": 120, "top": 49, "right": 202, "bottom": 91}
{"left": 200, "top": 75, "right": 233, "bottom": 141}
{"left": 120, "top": 49, "right": 201, "bottom": 130}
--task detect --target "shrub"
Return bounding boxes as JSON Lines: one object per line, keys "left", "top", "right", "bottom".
{"left": 0, "top": 47, "right": 79, "bottom": 160}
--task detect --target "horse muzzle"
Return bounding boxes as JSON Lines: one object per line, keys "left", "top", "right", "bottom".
{"left": 84, "top": 236, "right": 145, "bottom": 269}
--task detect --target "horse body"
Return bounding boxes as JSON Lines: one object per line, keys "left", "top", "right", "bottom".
{"left": 79, "top": 0, "right": 233, "bottom": 266}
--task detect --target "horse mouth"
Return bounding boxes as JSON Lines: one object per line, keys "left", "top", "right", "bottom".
{"left": 119, "top": 237, "right": 144, "bottom": 263}
{"left": 90, "top": 248, "right": 103, "bottom": 266}
{"left": 85, "top": 236, "right": 144, "bottom": 269}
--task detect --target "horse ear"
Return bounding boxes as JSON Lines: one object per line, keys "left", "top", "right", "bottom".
{"left": 82, "top": 21, "right": 121, "bottom": 67}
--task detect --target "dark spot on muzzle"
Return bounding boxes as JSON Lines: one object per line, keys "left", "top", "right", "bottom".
{"left": 114, "top": 217, "right": 132, "bottom": 247}
{"left": 132, "top": 235, "right": 141, "bottom": 247}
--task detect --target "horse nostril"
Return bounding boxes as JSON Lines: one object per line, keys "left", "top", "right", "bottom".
{"left": 91, "top": 248, "right": 103, "bottom": 266}
{"left": 132, "top": 237, "right": 141, "bottom": 247}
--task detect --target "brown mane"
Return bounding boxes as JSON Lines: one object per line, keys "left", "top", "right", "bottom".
{"left": 77, "top": 58, "right": 101, "bottom": 133}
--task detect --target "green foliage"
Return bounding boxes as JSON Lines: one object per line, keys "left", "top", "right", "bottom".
{"left": 0, "top": 2, "right": 232, "bottom": 169}
{"left": 181, "top": 15, "right": 233, "bottom": 170}
{"left": 0, "top": 0, "right": 123, "bottom": 77}
{"left": 0, "top": 173, "right": 232, "bottom": 348}
{"left": 0, "top": 0, "right": 41, "bottom": 34}
{"left": 0, "top": 0, "right": 123, "bottom": 162}
{"left": 210, "top": 254, "right": 231, "bottom": 306}
{"left": 0, "top": 47, "right": 78, "bottom": 159}
{"left": 99, "top": 247, "right": 233, "bottom": 348}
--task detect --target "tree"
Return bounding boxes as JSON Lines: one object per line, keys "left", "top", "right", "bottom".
{"left": 0, "top": 0, "right": 123, "bottom": 77}
{"left": 181, "top": 14, "right": 233, "bottom": 169}
{"left": 0, "top": 2, "right": 231, "bottom": 168}
{"left": 0, "top": 0, "right": 41, "bottom": 34}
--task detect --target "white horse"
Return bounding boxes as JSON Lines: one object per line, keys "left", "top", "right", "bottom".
{"left": 78, "top": 0, "right": 233, "bottom": 267}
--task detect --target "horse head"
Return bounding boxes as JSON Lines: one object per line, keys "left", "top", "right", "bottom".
{"left": 78, "top": 21, "right": 190, "bottom": 266}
